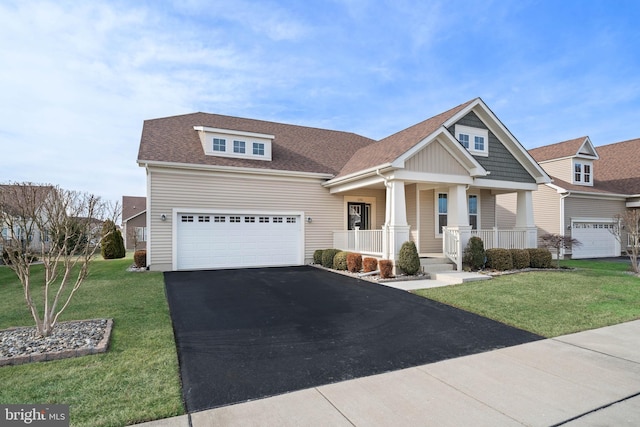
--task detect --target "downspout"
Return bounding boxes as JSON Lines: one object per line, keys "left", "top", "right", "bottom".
{"left": 559, "top": 191, "right": 571, "bottom": 259}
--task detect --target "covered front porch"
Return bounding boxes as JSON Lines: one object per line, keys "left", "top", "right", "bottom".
{"left": 330, "top": 181, "right": 538, "bottom": 271}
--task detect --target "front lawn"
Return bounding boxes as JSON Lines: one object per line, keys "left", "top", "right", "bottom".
{"left": 415, "top": 259, "right": 640, "bottom": 337}
{"left": 0, "top": 256, "right": 183, "bottom": 427}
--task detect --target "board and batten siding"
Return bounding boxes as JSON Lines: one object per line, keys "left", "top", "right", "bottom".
{"left": 147, "top": 166, "right": 345, "bottom": 270}
{"left": 405, "top": 140, "right": 468, "bottom": 176}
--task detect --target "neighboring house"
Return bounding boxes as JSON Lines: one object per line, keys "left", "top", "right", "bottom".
{"left": 122, "top": 196, "right": 147, "bottom": 250}
{"left": 137, "top": 98, "right": 551, "bottom": 271}
{"left": 497, "top": 137, "right": 640, "bottom": 259}
{"left": 0, "top": 184, "right": 54, "bottom": 256}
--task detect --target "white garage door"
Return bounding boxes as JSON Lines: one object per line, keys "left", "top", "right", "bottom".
{"left": 176, "top": 213, "right": 303, "bottom": 270}
{"left": 571, "top": 221, "right": 619, "bottom": 259}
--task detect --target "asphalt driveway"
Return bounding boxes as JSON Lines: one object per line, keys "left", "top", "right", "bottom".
{"left": 164, "top": 266, "right": 542, "bottom": 413}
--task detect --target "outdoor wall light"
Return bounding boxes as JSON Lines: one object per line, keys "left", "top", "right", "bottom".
{"left": 161, "top": 214, "right": 167, "bottom": 221}
{"left": 306, "top": 217, "right": 312, "bottom": 223}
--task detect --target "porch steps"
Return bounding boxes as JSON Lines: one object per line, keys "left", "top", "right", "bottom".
{"left": 420, "top": 256, "right": 455, "bottom": 275}
{"left": 419, "top": 256, "right": 491, "bottom": 285}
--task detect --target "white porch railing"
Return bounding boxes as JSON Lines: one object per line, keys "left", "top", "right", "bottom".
{"left": 444, "top": 227, "right": 537, "bottom": 270}
{"left": 333, "top": 228, "right": 384, "bottom": 256}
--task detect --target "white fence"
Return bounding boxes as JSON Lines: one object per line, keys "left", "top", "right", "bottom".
{"left": 333, "top": 229, "right": 384, "bottom": 256}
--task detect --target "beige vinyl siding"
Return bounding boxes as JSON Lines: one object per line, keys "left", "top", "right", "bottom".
{"left": 539, "top": 158, "right": 572, "bottom": 183}
{"left": 419, "top": 189, "right": 439, "bottom": 253}
{"left": 147, "top": 166, "right": 345, "bottom": 270}
{"left": 533, "top": 184, "right": 561, "bottom": 238}
{"left": 495, "top": 193, "right": 517, "bottom": 228}
{"left": 405, "top": 184, "right": 417, "bottom": 243}
{"left": 479, "top": 189, "right": 495, "bottom": 229}
{"left": 405, "top": 141, "right": 468, "bottom": 175}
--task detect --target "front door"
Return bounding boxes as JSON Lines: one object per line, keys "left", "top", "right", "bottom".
{"left": 348, "top": 202, "right": 370, "bottom": 230}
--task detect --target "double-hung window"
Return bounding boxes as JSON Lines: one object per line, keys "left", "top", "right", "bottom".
{"left": 573, "top": 161, "right": 593, "bottom": 185}
{"left": 468, "top": 195, "right": 478, "bottom": 229}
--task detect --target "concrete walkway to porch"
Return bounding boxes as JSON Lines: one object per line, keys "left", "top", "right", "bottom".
{"left": 380, "top": 270, "right": 491, "bottom": 291}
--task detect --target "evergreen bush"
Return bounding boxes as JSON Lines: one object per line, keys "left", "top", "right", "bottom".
{"left": 333, "top": 251, "right": 348, "bottom": 270}
{"left": 313, "top": 249, "right": 324, "bottom": 264}
{"left": 463, "top": 236, "right": 485, "bottom": 270}
{"left": 101, "top": 220, "right": 126, "bottom": 259}
{"left": 510, "top": 249, "right": 530, "bottom": 270}
{"left": 485, "top": 248, "right": 513, "bottom": 271}
{"left": 321, "top": 248, "right": 340, "bottom": 269}
{"left": 528, "top": 248, "right": 553, "bottom": 268}
{"left": 397, "top": 241, "right": 421, "bottom": 275}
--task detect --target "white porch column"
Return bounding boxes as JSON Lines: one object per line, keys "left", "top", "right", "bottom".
{"left": 516, "top": 190, "right": 538, "bottom": 248}
{"left": 383, "top": 180, "right": 410, "bottom": 264}
{"left": 448, "top": 185, "right": 471, "bottom": 271}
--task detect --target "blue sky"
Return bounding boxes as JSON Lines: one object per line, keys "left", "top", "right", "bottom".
{"left": 1, "top": 0, "right": 639, "bottom": 206}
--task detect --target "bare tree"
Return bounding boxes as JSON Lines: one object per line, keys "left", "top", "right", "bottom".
{"left": 539, "top": 233, "right": 581, "bottom": 268}
{"left": 0, "top": 183, "right": 119, "bottom": 337}
{"left": 611, "top": 209, "right": 640, "bottom": 274}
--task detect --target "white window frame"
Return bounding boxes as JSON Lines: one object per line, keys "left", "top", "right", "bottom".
{"left": 233, "top": 140, "right": 246, "bottom": 154}
{"left": 135, "top": 226, "right": 147, "bottom": 242}
{"left": 253, "top": 142, "right": 265, "bottom": 156}
{"left": 212, "top": 138, "right": 226, "bottom": 152}
{"left": 455, "top": 124, "right": 489, "bottom": 157}
{"left": 468, "top": 194, "right": 479, "bottom": 230}
{"left": 572, "top": 159, "right": 594, "bottom": 186}
{"left": 435, "top": 192, "right": 448, "bottom": 236}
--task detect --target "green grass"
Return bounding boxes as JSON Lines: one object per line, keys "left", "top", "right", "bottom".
{"left": 415, "top": 260, "right": 640, "bottom": 337}
{"left": 0, "top": 256, "right": 184, "bottom": 427}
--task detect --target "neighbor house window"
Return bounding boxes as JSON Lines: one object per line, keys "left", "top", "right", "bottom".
{"left": 573, "top": 161, "right": 593, "bottom": 185}
{"left": 253, "top": 142, "right": 265, "bottom": 155}
{"left": 135, "top": 226, "right": 147, "bottom": 242}
{"left": 468, "top": 195, "right": 478, "bottom": 230}
{"left": 213, "top": 138, "right": 226, "bottom": 152}
{"left": 438, "top": 193, "right": 448, "bottom": 234}
{"left": 233, "top": 140, "right": 245, "bottom": 153}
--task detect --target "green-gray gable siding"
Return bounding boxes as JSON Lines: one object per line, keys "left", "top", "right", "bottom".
{"left": 447, "top": 111, "right": 535, "bottom": 183}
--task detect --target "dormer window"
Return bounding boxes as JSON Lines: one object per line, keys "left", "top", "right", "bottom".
{"left": 194, "top": 126, "right": 273, "bottom": 161}
{"left": 455, "top": 124, "right": 489, "bottom": 157}
{"left": 573, "top": 160, "right": 593, "bottom": 186}
{"left": 233, "top": 140, "right": 246, "bottom": 154}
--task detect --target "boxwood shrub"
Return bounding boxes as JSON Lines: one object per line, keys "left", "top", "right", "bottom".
{"left": 321, "top": 248, "right": 341, "bottom": 269}
{"left": 509, "top": 248, "right": 530, "bottom": 270}
{"left": 485, "top": 248, "right": 513, "bottom": 271}
{"left": 397, "top": 241, "right": 421, "bottom": 275}
{"left": 463, "top": 236, "right": 485, "bottom": 271}
{"left": 528, "top": 248, "right": 553, "bottom": 268}
{"left": 313, "top": 249, "right": 324, "bottom": 265}
{"left": 333, "top": 251, "right": 348, "bottom": 270}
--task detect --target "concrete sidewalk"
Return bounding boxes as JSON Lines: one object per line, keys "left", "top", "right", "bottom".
{"left": 136, "top": 320, "right": 640, "bottom": 426}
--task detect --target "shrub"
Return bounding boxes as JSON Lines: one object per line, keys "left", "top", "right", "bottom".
{"left": 485, "top": 248, "right": 513, "bottom": 271}
{"left": 397, "top": 241, "right": 421, "bottom": 275}
{"left": 2, "top": 249, "right": 38, "bottom": 265}
{"left": 347, "top": 253, "right": 362, "bottom": 273}
{"left": 510, "top": 249, "right": 530, "bottom": 270}
{"left": 321, "top": 249, "right": 340, "bottom": 269}
{"left": 134, "top": 250, "right": 147, "bottom": 268}
{"left": 101, "top": 220, "right": 126, "bottom": 259}
{"left": 363, "top": 257, "right": 378, "bottom": 273}
{"left": 333, "top": 251, "right": 348, "bottom": 270}
{"left": 313, "top": 249, "right": 324, "bottom": 264}
{"left": 463, "top": 236, "right": 485, "bottom": 270}
{"left": 528, "top": 248, "right": 553, "bottom": 268}
{"left": 379, "top": 260, "right": 393, "bottom": 278}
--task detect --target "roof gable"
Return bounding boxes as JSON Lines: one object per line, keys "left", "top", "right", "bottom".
{"left": 122, "top": 196, "right": 146, "bottom": 222}
{"left": 530, "top": 136, "right": 598, "bottom": 162}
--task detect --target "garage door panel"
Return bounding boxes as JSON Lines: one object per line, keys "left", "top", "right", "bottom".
{"left": 177, "top": 213, "right": 302, "bottom": 270}
{"left": 571, "top": 221, "right": 618, "bottom": 259}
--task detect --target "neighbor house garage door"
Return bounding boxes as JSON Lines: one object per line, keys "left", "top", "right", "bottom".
{"left": 176, "top": 213, "right": 303, "bottom": 270}
{"left": 570, "top": 221, "right": 619, "bottom": 259}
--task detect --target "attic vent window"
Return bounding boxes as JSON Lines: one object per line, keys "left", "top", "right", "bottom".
{"left": 454, "top": 124, "right": 489, "bottom": 157}
{"left": 213, "top": 138, "right": 226, "bottom": 152}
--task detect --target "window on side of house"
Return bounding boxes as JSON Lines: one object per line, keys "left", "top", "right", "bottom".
{"left": 135, "top": 226, "right": 147, "bottom": 242}
{"left": 438, "top": 193, "right": 448, "bottom": 235}
{"left": 454, "top": 124, "right": 489, "bottom": 156}
{"left": 573, "top": 160, "right": 593, "bottom": 185}
{"left": 574, "top": 162, "right": 582, "bottom": 182}
{"left": 584, "top": 164, "right": 591, "bottom": 183}
{"left": 253, "top": 142, "right": 265, "bottom": 156}
{"left": 468, "top": 194, "right": 478, "bottom": 230}
{"left": 233, "top": 140, "right": 246, "bottom": 153}
{"left": 213, "top": 138, "right": 226, "bottom": 152}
